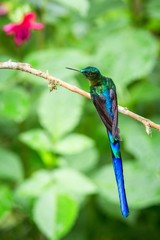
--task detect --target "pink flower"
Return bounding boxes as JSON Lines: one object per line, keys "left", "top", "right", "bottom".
{"left": 3, "top": 12, "right": 44, "bottom": 46}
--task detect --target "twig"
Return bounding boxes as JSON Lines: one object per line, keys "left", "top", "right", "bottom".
{"left": 0, "top": 60, "right": 160, "bottom": 134}
{"left": 118, "top": 106, "right": 159, "bottom": 133}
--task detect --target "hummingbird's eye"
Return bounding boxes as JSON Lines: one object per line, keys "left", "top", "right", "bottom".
{"left": 92, "top": 72, "right": 97, "bottom": 77}
{"left": 83, "top": 69, "right": 98, "bottom": 79}
{"left": 88, "top": 72, "right": 95, "bottom": 77}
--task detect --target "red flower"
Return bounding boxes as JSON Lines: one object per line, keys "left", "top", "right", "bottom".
{"left": 3, "top": 12, "right": 44, "bottom": 46}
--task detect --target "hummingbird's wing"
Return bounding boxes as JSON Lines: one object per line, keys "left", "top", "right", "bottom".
{"left": 109, "top": 89, "right": 120, "bottom": 140}
{"left": 92, "top": 89, "right": 120, "bottom": 140}
{"left": 92, "top": 94, "right": 113, "bottom": 133}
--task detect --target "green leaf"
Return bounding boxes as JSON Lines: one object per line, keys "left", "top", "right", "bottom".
{"left": 120, "top": 116, "right": 153, "bottom": 161}
{"left": 125, "top": 162, "right": 160, "bottom": 208}
{"left": 19, "top": 129, "right": 53, "bottom": 152}
{"left": 0, "top": 87, "right": 31, "bottom": 122}
{"left": 146, "top": 0, "right": 160, "bottom": 19}
{"left": 55, "top": 134, "right": 99, "bottom": 172}
{"left": 16, "top": 168, "right": 96, "bottom": 202}
{"left": 0, "top": 185, "right": 13, "bottom": 219}
{"left": 0, "top": 56, "right": 17, "bottom": 90}
{"left": 128, "top": 81, "right": 160, "bottom": 104}
{"left": 55, "top": 133, "right": 95, "bottom": 155}
{"left": 89, "top": 0, "right": 125, "bottom": 19}
{"left": 33, "top": 188, "right": 79, "bottom": 240}
{"left": 58, "top": 0, "right": 89, "bottom": 16}
{"left": 38, "top": 88, "right": 83, "bottom": 139}
{"left": 15, "top": 170, "right": 53, "bottom": 199}
{"left": 95, "top": 28, "right": 158, "bottom": 89}
{"left": 33, "top": 188, "right": 56, "bottom": 239}
{"left": 0, "top": 148, "right": 23, "bottom": 182}
{"left": 119, "top": 116, "right": 158, "bottom": 171}
{"left": 0, "top": 70, "right": 16, "bottom": 91}
{"left": 65, "top": 147, "right": 99, "bottom": 172}
{"left": 53, "top": 168, "right": 97, "bottom": 197}
{"left": 43, "top": 2, "right": 69, "bottom": 25}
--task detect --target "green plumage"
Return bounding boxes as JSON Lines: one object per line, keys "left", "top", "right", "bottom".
{"left": 90, "top": 77, "right": 116, "bottom": 100}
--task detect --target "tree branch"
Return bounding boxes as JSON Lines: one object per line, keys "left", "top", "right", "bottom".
{"left": 0, "top": 60, "right": 160, "bottom": 134}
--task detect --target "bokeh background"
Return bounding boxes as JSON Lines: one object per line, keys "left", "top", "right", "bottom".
{"left": 0, "top": 0, "right": 160, "bottom": 239}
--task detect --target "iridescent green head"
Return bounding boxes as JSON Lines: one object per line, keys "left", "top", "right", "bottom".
{"left": 66, "top": 66, "right": 102, "bottom": 81}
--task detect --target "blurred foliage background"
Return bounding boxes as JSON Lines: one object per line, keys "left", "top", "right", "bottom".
{"left": 0, "top": 0, "right": 160, "bottom": 239}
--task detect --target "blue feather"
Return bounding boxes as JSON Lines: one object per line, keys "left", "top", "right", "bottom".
{"left": 108, "top": 130, "right": 129, "bottom": 217}
{"left": 102, "top": 89, "right": 113, "bottom": 118}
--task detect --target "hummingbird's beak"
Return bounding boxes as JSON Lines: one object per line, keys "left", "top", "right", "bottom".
{"left": 66, "top": 67, "right": 80, "bottom": 72}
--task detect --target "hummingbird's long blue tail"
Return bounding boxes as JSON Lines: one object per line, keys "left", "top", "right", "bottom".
{"left": 107, "top": 131, "right": 129, "bottom": 217}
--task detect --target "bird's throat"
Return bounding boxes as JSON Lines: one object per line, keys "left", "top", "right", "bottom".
{"left": 89, "top": 79, "right": 102, "bottom": 86}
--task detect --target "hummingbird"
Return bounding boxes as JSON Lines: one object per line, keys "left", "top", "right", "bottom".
{"left": 66, "top": 66, "right": 129, "bottom": 217}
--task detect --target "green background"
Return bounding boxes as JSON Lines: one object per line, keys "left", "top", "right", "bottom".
{"left": 0, "top": 0, "right": 160, "bottom": 239}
